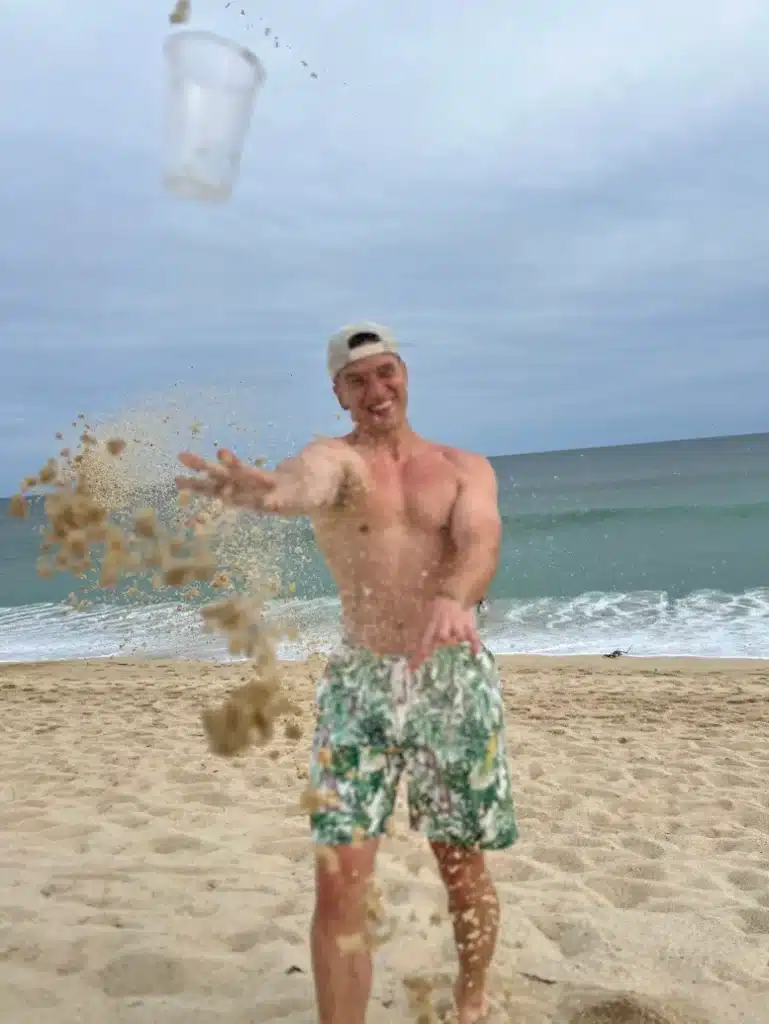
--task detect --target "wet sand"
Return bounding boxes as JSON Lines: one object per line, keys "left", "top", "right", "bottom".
{"left": 0, "top": 654, "right": 767, "bottom": 1022}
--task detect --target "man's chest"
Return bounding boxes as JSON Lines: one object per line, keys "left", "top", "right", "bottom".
{"left": 355, "top": 456, "right": 460, "bottom": 534}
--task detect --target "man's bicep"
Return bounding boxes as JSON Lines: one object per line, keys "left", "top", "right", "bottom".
{"left": 450, "top": 457, "right": 502, "bottom": 546}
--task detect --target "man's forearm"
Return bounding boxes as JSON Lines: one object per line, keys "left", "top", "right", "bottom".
{"left": 439, "top": 539, "right": 498, "bottom": 608}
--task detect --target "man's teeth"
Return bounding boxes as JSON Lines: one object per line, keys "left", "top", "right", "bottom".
{"left": 370, "top": 402, "right": 391, "bottom": 413}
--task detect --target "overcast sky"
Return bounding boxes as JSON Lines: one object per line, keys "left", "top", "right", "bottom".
{"left": 1, "top": 0, "right": 768, "bottom": 493}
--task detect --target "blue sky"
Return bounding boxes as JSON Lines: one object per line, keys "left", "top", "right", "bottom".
{"left": 1, "top": 0, "right": 768, "bottom": 493}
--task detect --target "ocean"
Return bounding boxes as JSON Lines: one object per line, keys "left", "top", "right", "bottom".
{"left": 1, "top": 431, "right": 768, "bottom": 662}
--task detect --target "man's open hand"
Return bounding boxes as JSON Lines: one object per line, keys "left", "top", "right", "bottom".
{"left": 176, "top": 449, "right": 283, "bottom": 512}
{"left": 409, "top": 595, "right": 481, "bottom": 670}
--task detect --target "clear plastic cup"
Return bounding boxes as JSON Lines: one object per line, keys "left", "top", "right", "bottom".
{"left": 163, "top": 30, "right": 266, "bottom": 202}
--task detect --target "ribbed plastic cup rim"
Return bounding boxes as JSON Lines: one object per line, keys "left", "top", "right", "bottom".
{"left": 164, "top": 29, "right": 266, "bottom": 86}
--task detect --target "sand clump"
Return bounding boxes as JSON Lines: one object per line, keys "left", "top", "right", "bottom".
{"left": 402, "top": 973, "right": 442, "bottom": 1024}
{"left": 333, "top": 879, "right": 396, "bottom": 955}
{"left": 363, "top": 877, "right": 397, "bottom": 951}
{"left": 169, "top": 0, "right": 190, "bottom": 25}
{"left": 9, "top": 425, "right": 292, "bottom": 760}
{"left": 202, "top": 667, "right": 292, "bottom": 757}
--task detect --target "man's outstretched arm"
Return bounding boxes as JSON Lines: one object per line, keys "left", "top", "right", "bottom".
{"left": 176, "top": 439, "right": 367, "bottom": 518}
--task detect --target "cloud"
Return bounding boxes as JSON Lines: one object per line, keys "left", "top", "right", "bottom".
{"left": 1, "top": 0, "right": 768, "bottom": 491}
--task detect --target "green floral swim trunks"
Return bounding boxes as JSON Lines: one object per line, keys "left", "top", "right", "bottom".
{"left": 308, "top": 642, "right": 518, "bottom": 850}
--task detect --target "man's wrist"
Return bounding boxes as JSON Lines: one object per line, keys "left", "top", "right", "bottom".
{"left": 435, "top": 588, "right": 468, "bottom": 608}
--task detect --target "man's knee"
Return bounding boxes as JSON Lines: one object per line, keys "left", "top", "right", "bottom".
{"left": 314, "top": 838, "right": 378, "bottom": 926}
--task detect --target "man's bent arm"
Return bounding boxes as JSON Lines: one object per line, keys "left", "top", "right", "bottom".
{"left": 269, "top": 439, "right": 366, "bottom": 516}
{"left": 440, "top": 455, "right": 501, "bottom": 607}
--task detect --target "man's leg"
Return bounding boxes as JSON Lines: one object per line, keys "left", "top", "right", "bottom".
{"left": 431, "top": 842, "right": 499, "bottom": 1024}
{"left": 408, "top": 645, "right": 518, "bottom": 1023}
{"left": 312, "top": 837, "right": 379, "bottom": 1024}
{"left": 308, "top": 648, "right": 402, "bottom": 1022}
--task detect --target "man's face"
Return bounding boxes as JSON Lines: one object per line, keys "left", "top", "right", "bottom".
{"left": 334, "top": 353, "right": 408, "bottom": 433}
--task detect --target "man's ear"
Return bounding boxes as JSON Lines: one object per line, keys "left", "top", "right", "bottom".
{"left": 332, "top": 381, "right": 348, "bottom": 411}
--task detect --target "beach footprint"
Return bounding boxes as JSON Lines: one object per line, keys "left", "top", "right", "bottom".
{"left": 97, "top": 950, "right": 187, "bottom": 998}
{"left": 557, "top": 991, "right": 712, "bottom": 1023}
{"left": 150, "top": 832, "right": 207, "bottom": 855}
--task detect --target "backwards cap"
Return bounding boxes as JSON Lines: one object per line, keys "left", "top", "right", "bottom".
{"left": 327, "top": 322, "right": 400, "bottom": 379}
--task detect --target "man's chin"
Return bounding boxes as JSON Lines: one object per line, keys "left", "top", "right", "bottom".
{"left": 359, "top": 409, "right": 397, "bottom": 430}
{"left": 368, "top": 416, "right": 399, "bottom": 433}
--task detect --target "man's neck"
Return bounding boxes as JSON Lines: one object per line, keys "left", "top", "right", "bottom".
{"left": 350, "top": 423, "right": 418, "bottom": 460}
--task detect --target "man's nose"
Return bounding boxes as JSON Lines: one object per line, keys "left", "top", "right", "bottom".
{"left": 366, "top": 379, "right": 392, "bottom": 400}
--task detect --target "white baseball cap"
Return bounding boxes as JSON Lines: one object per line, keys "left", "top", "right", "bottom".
{"left": 327, "top": 322, "right": 400, "bottom": 379}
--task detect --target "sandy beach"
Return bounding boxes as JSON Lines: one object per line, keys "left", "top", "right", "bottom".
{"left": 0, "top": 654, "right": 767, "bottom": 1022}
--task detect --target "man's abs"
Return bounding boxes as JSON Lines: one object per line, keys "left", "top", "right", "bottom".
{"left": 317, "top": 524, "right": 451, "bottom": 655}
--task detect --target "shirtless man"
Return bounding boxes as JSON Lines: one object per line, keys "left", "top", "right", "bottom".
{"left": 176, "top": 323, "right": 518, "bottom": 1024}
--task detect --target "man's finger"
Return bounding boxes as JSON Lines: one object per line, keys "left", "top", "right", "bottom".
{"left": 408, "top": 650, "right": 428, "bottom": 671}
{"left": 178, "top": 451, "right": 230, "bottom": 480}
{"left": 468, "top": 627, "right": 482, "bottom": 655}
{"left": 243, "top": 465, "right": 277, "bottom": 491}
{"left": 422, "top": 618, "right": 438, "bottom": 652}
{"left": 409, "top": 621, "right": 437, "bottom": 670}
{"left": 175, "top": 476, "right": 219, "bottom": 494}
{"left": 215, "top": 449, "right": 275, "bottom": 490}
{"left": 434, "top": 618, "right": 453, "bottom": 646}
{"left": 408, "top": 638, "right": 430, "bottom": 671}
{"left": 178, "top": 451, "right": 209, "bottom": 470}
{"left": 217, "top": 448, "right": 240, "bottom": 467}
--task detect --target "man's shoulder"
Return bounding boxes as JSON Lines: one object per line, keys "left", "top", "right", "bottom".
{"left": 299, "top": 436, "right": 368, "bottom": 515}
{"left": 438, "top": 445, "right": 495, "bottom": 480}
{"left": 301, "top": 435, "right": 363, "bottom": 466}
{"left": 303, "top": 434, "right": 350, "bottom": 452}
